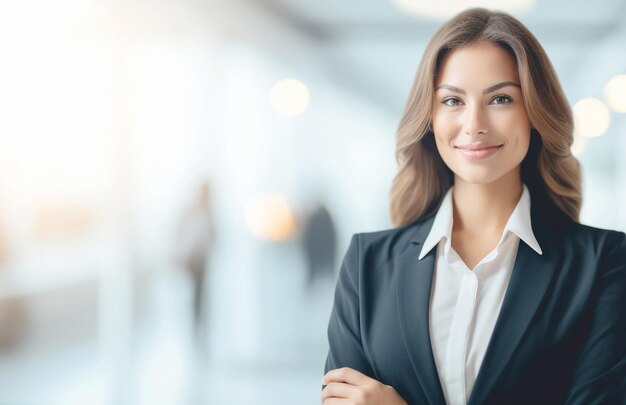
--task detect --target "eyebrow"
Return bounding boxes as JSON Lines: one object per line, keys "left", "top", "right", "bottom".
{"left": 435, "top": 81, "right": 521, "bottom": 95}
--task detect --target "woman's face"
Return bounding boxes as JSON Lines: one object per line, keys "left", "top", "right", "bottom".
{"left": 431, "top": 41, "right": 531, "bottom": 185}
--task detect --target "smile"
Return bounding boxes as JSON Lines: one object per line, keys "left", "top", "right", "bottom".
{"left": 454, "top": 145, "right": 503, "bottom": 160}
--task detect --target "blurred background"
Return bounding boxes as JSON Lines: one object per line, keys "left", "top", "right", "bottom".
{"left": 0, "top": 0, "right": 625, "bottom": 404}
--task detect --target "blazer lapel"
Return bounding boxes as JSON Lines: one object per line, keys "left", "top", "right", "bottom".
{"left": 468, "top": 211, "right": 560, "bottom": 405}
{"left": 396, "top": 215, "right": 447, "bottom": 405}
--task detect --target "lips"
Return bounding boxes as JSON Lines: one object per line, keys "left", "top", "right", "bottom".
{"left": 454, "top": 144, "right": 503, "bottom": 160}
{"left": 455, "top": 144, "right": 503, "bottom": 151}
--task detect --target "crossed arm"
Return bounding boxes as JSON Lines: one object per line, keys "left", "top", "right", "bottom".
{"left": 321, "top": 235, "right": 407, "bottom": 404}
{"left": 320, "top": 367, "right": 406, "bottom": 405}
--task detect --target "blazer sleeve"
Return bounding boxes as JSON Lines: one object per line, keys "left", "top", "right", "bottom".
{"left": 564, "top": 231, "right": 626, "bottom": 404}
{"left": 324, "top": 234, "right": 375, "bottom": 378}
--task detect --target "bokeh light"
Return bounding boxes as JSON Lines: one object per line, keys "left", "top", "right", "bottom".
{"left": 603, "top": 74, "right": 626, "bottom": 113}
{"left": 392, "top": 0, "right": 535, "bottom": 19}
{"left": 244, "top": 192, "right": 297, "bottom": 241}
{"left": 572, "top": 98, "right": 610, "bottom": 138}
{"left": 268, "top": 79, "right": 310, "bottom": 117}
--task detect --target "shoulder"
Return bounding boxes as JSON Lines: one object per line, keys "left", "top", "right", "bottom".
{"left": 563, "top": 222, "right": 625, "bottom": 248}
{"left": 556, "top": 222, "right": 626, "bottom": 266}
{"left": 348, "top": 214, "right": 435, "bottom": 257}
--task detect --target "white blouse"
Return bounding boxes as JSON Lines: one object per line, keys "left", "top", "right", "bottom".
{"left": 418, "top": 184, "right": 542, "bottom": 405}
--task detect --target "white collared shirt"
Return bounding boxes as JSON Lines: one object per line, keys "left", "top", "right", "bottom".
{"left": 418, "top": 184, "right": 542, "bottom": 405}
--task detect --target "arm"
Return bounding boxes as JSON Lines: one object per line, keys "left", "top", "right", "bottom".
{"left": 564, "top": 231, "right": 626, "bottom": 404}
{"left": 322, "top": 235, "right": 407, "bottom": 404}
{"left": 324, "top": 234, "right": 375, "bottom": 376}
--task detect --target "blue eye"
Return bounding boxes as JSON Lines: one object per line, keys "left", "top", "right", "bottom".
{"left": 442, "top": 97, "right": 462, "bottom": 107}
{"left": 491, "top": 94, "right": 513, "bottom": 104}
{"left": 440, "top": 94, "right": 513, "bottom": 107}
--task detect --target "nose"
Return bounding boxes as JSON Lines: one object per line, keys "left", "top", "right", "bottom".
{"left": 463, "top": 104, "right": 488, "bottom": 136}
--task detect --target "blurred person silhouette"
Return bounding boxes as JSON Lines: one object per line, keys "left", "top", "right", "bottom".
{"left": 302, "top": 202, "right": 337, "bottom": 289}
{"left": 176, "top": 181, "right": 216, "bottom": 348}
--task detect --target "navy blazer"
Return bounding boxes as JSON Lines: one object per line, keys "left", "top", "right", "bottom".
{"left": 324, "top": 205, "right": 626, "bottom": 404}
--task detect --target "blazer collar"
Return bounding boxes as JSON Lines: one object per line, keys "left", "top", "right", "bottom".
{"left": 396, "top": 213, "right": 446, "bottom": 404}
{"left": 396, "top": 203, "right": 562, "bottom": 405}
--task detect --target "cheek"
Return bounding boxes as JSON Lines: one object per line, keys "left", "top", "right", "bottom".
{"left": 433, "top": 131, "right": 453, "bottom": 161}
{"left": 517, "top": 134, "right": 531, "bottom": 159}
{"left": 432, "top": 117, "right": 454, "bottom": 146}
{"left": 431, "top": 109, "right": 448, "bottom": 136}
{"left": 509, "top": 122, "right": 531, "bottom": 153}
{"left": 496, "top": 112, "right": 531, "bottom": 151}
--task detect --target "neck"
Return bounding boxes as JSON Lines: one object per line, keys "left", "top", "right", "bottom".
{"left": 451, "top": 169, "right": 523, "bottom": 236}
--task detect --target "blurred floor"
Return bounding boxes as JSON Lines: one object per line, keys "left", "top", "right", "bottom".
{"left": 141, "top": 253, "right": 335, "bottom": 405}
{"left": 0, "top": 249, "right": 335, "bottom": 405}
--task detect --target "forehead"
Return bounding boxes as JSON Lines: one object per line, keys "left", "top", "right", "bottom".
{"left": 435, "top": 42, "right": 519, "bottom": 87}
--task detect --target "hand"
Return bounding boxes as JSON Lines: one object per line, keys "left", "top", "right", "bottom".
{"left": 321, "top": 367, "right": 407, "bottom": 405}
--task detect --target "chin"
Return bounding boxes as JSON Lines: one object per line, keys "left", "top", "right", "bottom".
{"left": 448, "top": 165, "right": 499, "bottom": 184}
{"left": 455, "top": 175, "right": 501, "bottom": 185}
{"left": 451, "top": 162, "right": 521, "bottom": 186}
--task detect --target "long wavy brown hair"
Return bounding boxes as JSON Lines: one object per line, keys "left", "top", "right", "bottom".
{"left": 389, "top": 8, "right": 581, "bottom": 228}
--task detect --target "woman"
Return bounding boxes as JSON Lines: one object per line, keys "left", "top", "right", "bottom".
{"left": 321, "top": 8, "right": 625, "bottom": 405}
